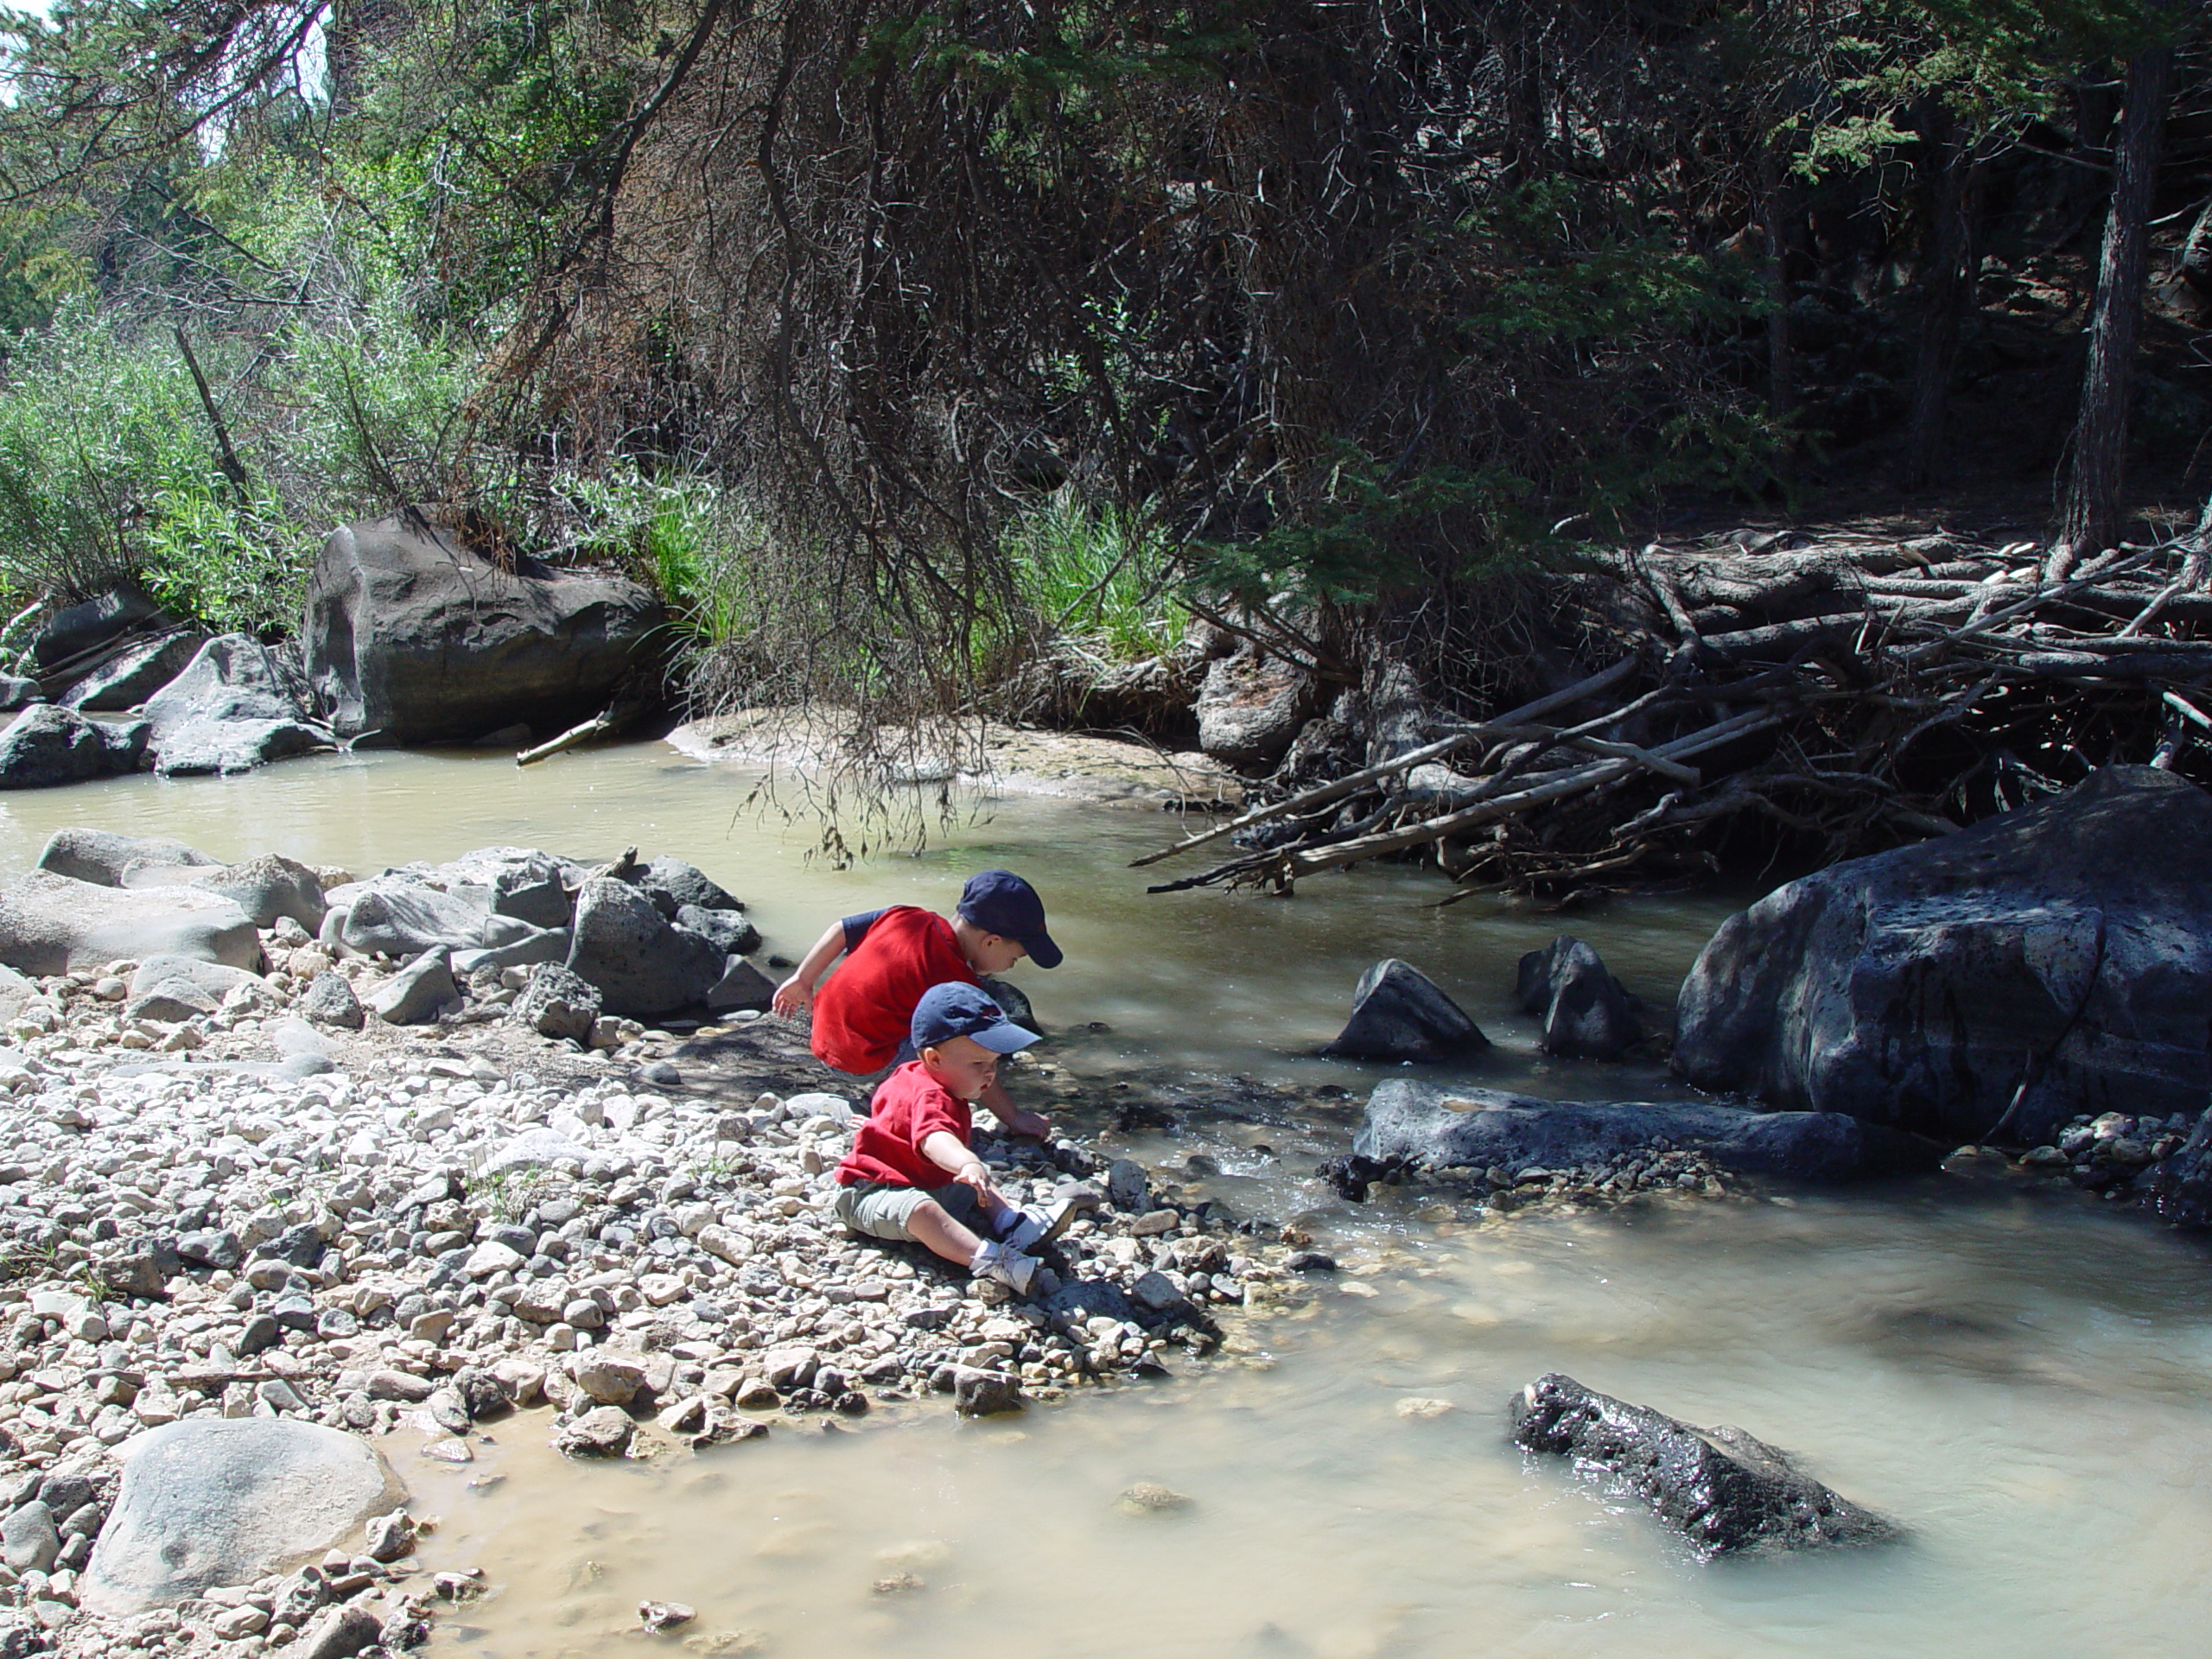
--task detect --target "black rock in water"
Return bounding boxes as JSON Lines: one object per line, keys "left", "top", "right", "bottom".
{"left": 1354, "top": 1079, "right": 1942, "bottom": 1184}
{"left": 1322, "top": 959, "right": 1489, "bottom": 1062}
{"left": 1510, "top": 1372, "right": 1896, "bottom": 1559}
{"left": 1515, "top": 936, "right": 1641, "bottom": 1059}
{"left": 1675, "top": 766, "right": 2212, "bottom": 1147}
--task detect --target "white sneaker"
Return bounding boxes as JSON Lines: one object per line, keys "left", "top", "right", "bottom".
{"left": 997, "top": 1190, "right": 1102, "bottom": 1253}
{"left": 970, "top": 1240, "right": 1041, "bottom": 1297}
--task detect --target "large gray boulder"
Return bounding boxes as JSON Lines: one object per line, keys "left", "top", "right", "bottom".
{"left": 201, "top": 855, "right": 327, "bottom": 934}
{"left": 35, "top": 829, "right": 217, "bottom": 887}
{"left": 60, "top": 629, "right": 207, "bottom": 713}
{"left": 565, "top": 878, "right": 724, "bottom": 1018}
{"left": 1352, "top": 1079, "right": 1943, "bottom": 1184}
{"left": 1675, "top": 766, "right": 2212, "bottom": 1147}
{"left": 1195, "top": 650, "right": 1313, "bottom": 768}
{"left": 0, "top": 872, "right": 258, "bottom": 974}
{"left": 0, "top": 704, "right": 147, "bottom": 788}
{"left": 0, "top": 676, "right": 41, "bottom": 711}
{"left": 328, "top": 877, "right": 537, "bottom": 957}
{"left": 303, "top": 514, "right": 664, "bottom": 744}
{"left": 1321, "top": 959, "right": 1489, "bottom": 1062}
{"left": 79, "top": 1419, "right": 400, "bottom": 1616}
{"left": 126, "top": 956, "right": 269, "bottom": 1023}
{"left": 1516, "top": 936, "right": 1642, "bottom": 1059}
{"left": 142, "top": 635, "right": 327, "bottom": 777}
{"left": 1510, "top": 1372, "right": 1894, "bottom": 1559}
{"left": 706, "top": 957, "right": 776, "bottom": 1013}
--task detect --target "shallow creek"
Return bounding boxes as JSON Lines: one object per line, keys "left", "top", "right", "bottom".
{"left": 3, "top": 745, "right": 2209, "bottom": 1657}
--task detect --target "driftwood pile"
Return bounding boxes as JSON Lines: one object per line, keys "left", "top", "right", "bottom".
{"left": 1136, "top": 520, "right": 2212, "bottom": 899}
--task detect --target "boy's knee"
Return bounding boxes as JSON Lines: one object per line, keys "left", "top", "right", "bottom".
{"left": 906, "top": 1198, "right": 949, "bottom": 1233}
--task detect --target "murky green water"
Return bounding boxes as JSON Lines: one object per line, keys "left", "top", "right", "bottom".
{"left": 3, "top": 742, "right": 2205, "bottom": 1658}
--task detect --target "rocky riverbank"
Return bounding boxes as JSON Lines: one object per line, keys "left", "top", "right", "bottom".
{"left": 0, "top": 831, "right": 1308, "bottom": 1658}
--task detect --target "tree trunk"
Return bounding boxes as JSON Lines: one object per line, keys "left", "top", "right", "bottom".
{"left": 1904, "top": 106, "right": 1980, "bottom": 490}
{"left": 2053, "top": 43, "right": 2175, "bottom": 573}
{"left": 1758, "top": 151, "right": 1796, "bottom": 421}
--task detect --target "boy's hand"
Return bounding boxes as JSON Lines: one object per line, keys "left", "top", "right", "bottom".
{"left": 991, "top": 1105, "right": 1052, "bottom": 1141}
{"left": 953, "top": 1161, "right": 1007, "bottom": 1213}
{"left": 771, "top": 976, "right": 814, "bottom": 1018}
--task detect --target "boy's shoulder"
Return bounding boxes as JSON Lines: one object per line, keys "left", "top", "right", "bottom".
{"left": 870, "top": 1059, "right": 961, "bottom": 1115}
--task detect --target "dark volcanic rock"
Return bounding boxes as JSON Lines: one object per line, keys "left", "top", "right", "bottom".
{"left": 33, "top": 586, "right": 162, "bottom": 674}
{"left": 1195, "top": 649, "right": 1313, "bottom": 768}
{"left": 1515, "top": 936, "right": 1641, "bottom": 1059}
{"left": 675, "top": 904, "right": 760, "bottom": 957}
{"left": 1322, "top": 959, "right": 1489, "bottom": 1062}
{"left": 0, "top": 704, "right": 147, "bottom": 788}
{"left": 1353, "top": 1079, "right": 1943, "bottom": 1183}
{"left": 565, "top": 878, "right": 723, "bottom": 1019}
{"left": 636, "top": 857, "right": 740, "bottom": 916}
{"left": 304, "top": 513, "right": 664, "bottom": 744}
{"left": 1510, "top": 1371, "right": 1895, "bottom": 1559}
{"left": 1674, "top": 766, "right": 2212, "bottom": 1147}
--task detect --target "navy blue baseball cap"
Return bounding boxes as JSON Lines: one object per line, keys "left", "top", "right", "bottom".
{"left": 957, "top": 869, "right": 1063, "bottom": 969}
{"left": 912, "top": 981, "right": 1040, "bottom": 1055}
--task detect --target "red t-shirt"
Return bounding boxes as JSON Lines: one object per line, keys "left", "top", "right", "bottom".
{"left": 810, "top": 906, "right": 980, "bottom": 1074}
{"left": 835, "top": 1062, "right": 972, "bottom": 1188}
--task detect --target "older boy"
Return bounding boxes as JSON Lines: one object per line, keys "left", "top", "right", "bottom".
{"left": 831, "top": 982, "right": 1092, "bottom": 1297}
{"left": 773, "top": 869, "right": 1059, "bottom": 1137}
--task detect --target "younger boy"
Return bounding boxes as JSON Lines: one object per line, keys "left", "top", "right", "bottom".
{"left": 831, "top": 982, "right": 1094, "bottom": 1297}
{"left": 775, "top": 869, "right": 1060, "bottom": 1137}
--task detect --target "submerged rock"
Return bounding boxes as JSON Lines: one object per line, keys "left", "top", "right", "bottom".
{"left": 79, "top": 1419, "right": 399, "bottom": 1615}
{"left": 1675, "top": 766, "right": 2212, "bottom": 1147}
{"left": 1515, "top": 936, "right": 1641, "bottom": 1059}
{"left": 305, "top": 513, "right": 664, "bottom": 744}
{"left": 1352, "top": 1079, "right": 1942, "bottom": 1185}
{"left": 1322, "top": 958, "right": 1489, "bottom": 1062}
{"left": 1510, "top": 1372, "right": 1895, "bottom": 1559}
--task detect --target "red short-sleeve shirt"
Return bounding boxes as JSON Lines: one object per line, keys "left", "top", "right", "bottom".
{"left": 835, "top": 1062, "right": 973, "bottom": 1188}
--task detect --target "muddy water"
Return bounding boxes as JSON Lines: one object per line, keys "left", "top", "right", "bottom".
{"left": 2, "top": 745, "right": 2207, "bottom": 1656}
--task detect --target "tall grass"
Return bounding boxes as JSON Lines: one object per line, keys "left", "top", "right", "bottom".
{"left": 1002, "top": 488, "right": 1180, "bottom": 664}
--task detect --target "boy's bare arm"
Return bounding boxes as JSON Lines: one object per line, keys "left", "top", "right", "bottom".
{"left": 920, "top": 1129, "right": 1006, "bottom": 1211}
{"left": 772, "top": 921, "right": 850, "bottom": 1017}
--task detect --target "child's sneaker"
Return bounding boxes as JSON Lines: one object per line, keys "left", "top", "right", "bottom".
{"left": 970, "top": 1239, "right": 1042, "bottom": 1297}
{"left": 996, "top": 1190, "right": 1102, "bottom": 1252}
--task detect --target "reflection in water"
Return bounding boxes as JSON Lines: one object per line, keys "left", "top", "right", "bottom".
{"left": 1, "top": 745, "right": 2206, "bottom": 1656}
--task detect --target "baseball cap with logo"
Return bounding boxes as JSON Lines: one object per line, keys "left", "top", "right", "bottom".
{"left": 957, "top": 869, "right": 1063, "bottom": 969}
{"left": 910, "top": 981, "right": 1040, "bottom": 1055}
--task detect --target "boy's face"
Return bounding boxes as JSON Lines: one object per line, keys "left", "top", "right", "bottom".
{"left": 969, "top": 932, "right": 1028, "bottom": 975}
{"left": 921, "top": 1034, "right": 1001, "bottom": 1101}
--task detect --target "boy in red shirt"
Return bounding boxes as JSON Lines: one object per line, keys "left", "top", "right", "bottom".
{"left": 831, "top": 982, "right": 1094, "bottom": 1297}
{"left": 774, "top": 870, "right": 1060, "bottom": 1138}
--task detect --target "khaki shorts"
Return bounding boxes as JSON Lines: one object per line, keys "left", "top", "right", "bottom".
{"left": 833, "top": 1179, "right": 983, "bottom": 1242}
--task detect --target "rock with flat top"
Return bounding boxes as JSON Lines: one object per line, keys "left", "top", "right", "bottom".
{"left": 79, "top": 1419, "right": 399, "bottom": 1616}
{"left": 1510, "top": 1372, "right": 1894, "bottom": 1558}
{"left": 1322, "top": 959, "right": 1489, "bottom": 1062}
{"left": 370, "top": 947, "right": 458, "bottom": 1025}
{"left": 201, "top": 854, "right": 327, "bottom": 933}
{"left": 125, "top": 956, "right": 269, "bottom": 1023}
{"left": 35, "top": 829, "right": 218, "bottom": 887}
{"left": 61, "top": 628, "right": 207, "bottom": 713}
{"left": 331, "top": 876, "right": 537, "bottom": 957}
{"left": 1353, "top": 1079, "right": 1942, "bottom": 1185}
{"left": 0, "top": 871, "right": 257, "bottom": 975}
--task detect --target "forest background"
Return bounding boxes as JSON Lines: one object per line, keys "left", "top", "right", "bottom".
{"left": 0, "top": 0, "right": 2203, "bottom": 810}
